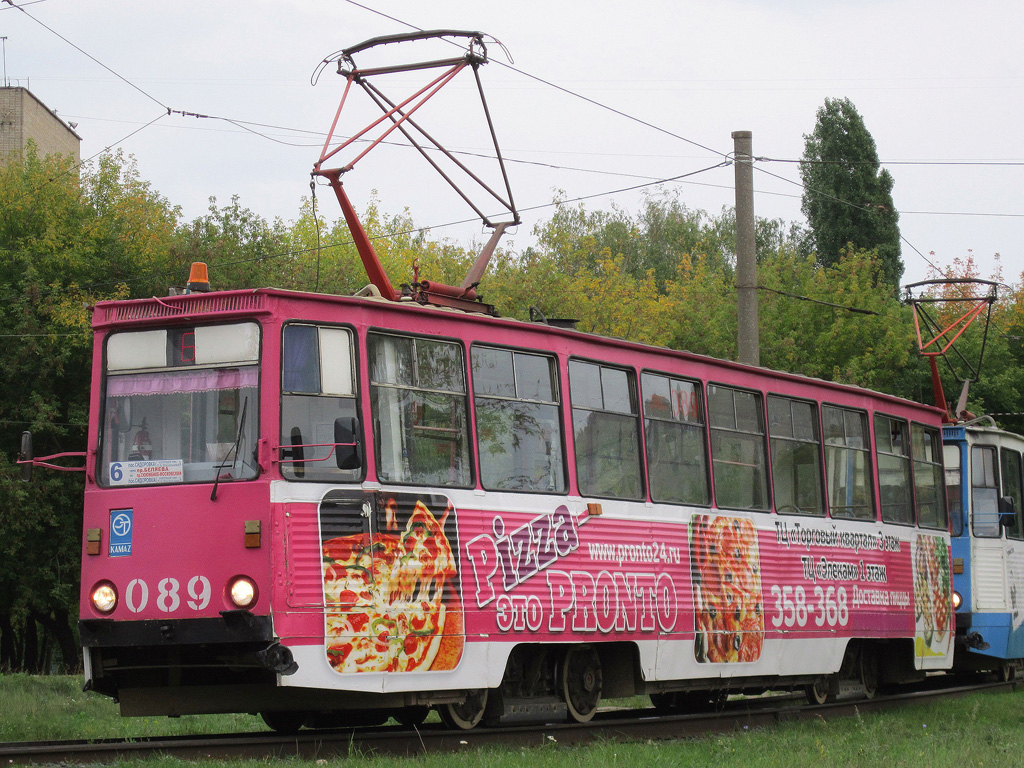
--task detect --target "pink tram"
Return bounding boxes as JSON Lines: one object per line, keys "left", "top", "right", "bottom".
{"left": 73, "top": 271, "right": 954, "bottom": 730}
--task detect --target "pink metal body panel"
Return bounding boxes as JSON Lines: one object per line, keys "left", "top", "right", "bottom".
{"left": 80, "top": 482, "right": 271, "bottom": 621}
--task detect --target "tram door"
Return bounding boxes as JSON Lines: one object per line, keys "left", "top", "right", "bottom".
{"left": 318, "top": 489, "right": 463, "bottom": 675}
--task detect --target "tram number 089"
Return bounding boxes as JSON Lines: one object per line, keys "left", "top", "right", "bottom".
{"left": 124, "top": 576, "right": 212, "bottom": 613}
{"left": 769, "top": 584, "right": 849, "bottom": 629}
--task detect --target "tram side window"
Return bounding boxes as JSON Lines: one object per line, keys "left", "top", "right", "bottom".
{"left": 472, "top": 346, "right": 566, "bottom": 493}
{"left": 822, "top": 405, "right": 874, "bottom": 520}
{"left": 768, "top": 396, "right": 824, "bottom": 516}
{"left": 912, "top": 423, "right": 946, "bottom": 530}
{"left": 280, "top": 324, "right": 361, "bottom": 482}
{"left": 971, "top": 445, "right": 1001, "bottom": 537}
{"left": 569, "top": 360, "right": 643, "bottom": 500}
{"left": 875, "top": 415, "right": 912, "bottom": 524}
{"left": 708, "top": 385, "right": 769, "bottom": 511}
{"left": 369, "top": 333, "right": 471, "bottom": 487}
{"left": 641, "top": 372, "right": 710, "bottom": 506}
{"left": 944, "top": 445, "right": 964, "bottom": 537}
{"left": 1000, "top": 448, "right": 1024, "bottom": 539}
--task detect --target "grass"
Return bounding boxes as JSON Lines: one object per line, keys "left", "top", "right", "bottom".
{"left": 2, "top": 674, "right": 1023, "bottom": 767}
{"left": 0, "top": 674, "right": 261, "bottom": 742}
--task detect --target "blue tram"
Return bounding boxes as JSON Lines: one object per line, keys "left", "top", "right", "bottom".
{"left": 944, "top": 421, "right": 1024, "bottom": 678}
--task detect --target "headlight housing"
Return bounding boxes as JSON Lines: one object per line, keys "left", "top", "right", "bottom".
{"left": 91, "top": 582, "right": 118, "bottom": 614}
{"left": 952, "top": 590, "right": 963, "bottom": 610}
{"left": 228, "top": 577, "right": 257, "bottom": 608}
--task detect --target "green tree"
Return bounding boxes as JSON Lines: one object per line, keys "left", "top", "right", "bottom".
{"left": 800, "top": 97, "right": 902, "bottom": 287}
{"left": 0, "top": 147, "right": 177, "bottom": 671}
{"left": 171, "top": 196, "right": 289, "bottom": 292}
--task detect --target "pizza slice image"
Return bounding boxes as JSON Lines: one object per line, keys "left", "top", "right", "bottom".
{"left": 913, "top": 533, "right": 951, "bottom": 652}
{"left": 322, "top": 494, "right": 464, "bottom": 674}
{"left": 691, "top": 514, "right": 765, "bottom": 663}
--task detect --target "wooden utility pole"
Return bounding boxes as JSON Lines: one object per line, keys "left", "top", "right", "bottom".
{"left": 733, "top": 130, "right": 759, "bottom": 366}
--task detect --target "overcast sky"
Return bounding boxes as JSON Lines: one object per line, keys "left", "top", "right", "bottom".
{"left": 2, "top": 0, "right": 1021, "bottom": 289}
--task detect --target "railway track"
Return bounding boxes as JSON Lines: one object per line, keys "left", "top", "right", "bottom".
{"left": 3, "top": 680, "right": 1018, "bottom": 765}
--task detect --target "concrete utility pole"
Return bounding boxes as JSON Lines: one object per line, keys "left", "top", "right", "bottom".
{"left": 733, "top": 130, "right": 759, "bottom": 367}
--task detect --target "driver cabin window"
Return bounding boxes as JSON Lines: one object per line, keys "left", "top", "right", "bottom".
{"left": 280, "top": 324, "right": 361, "bottom": 481}
{"left": 944, "top": 444, "right": 964, "bottom": 537}
{"left": 102, "top": 322, "right": 260, "bottom": 486}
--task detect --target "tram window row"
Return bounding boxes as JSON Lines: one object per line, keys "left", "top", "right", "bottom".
{"left": 279, "top": 324, "right": 946, "bottom": 530}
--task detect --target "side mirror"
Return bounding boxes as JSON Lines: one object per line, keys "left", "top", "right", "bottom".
{"left": 18, "top": 431, "right": 33, "bottom": 483}
{"left": 998, "top": 496, "right": 1016, "bottom": 528}
{"left": 334, "top": 417, "right": 362, "bottom": 471}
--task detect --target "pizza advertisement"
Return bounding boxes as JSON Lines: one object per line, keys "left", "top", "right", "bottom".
{"left": 690, "top": 513, "right": 765, "bottom": 663}
{"left": 912, "top": 532, "right": 953, "bottom": 659}
{"left": 320, "top": 490, "right": 464, "bottom": 674}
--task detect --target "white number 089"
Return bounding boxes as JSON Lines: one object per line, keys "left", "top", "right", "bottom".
{"left": 124, "top": 576, "right": 211, "bottom": 613}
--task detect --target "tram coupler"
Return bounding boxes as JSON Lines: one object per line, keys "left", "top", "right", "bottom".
{"left": 257, "top": 642, "right": 298, "bottom": 676}
{"left": 963, "top": 631, "right": 991, "bottom": 651}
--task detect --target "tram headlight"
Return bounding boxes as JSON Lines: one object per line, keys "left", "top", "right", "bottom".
{"left": 952, "top": 590, "right": 963, "bottom": 610}
{"left": 91, "top": 582, "right": 118, "bottom": 614}
{"left": 229, "top": 577, "right": 257, "bottom": 608}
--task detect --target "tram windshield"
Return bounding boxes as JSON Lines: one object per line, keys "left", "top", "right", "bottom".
{"left": 99, "top": 323, "right": 260, "bottom": 486}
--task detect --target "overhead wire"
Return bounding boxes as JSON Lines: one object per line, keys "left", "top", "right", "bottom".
{"left": 765, "top": 156, "right": 1024, "bottom": 168}
{"left": 62, "top": 111, "right": 1024, "bottom": 217}
{"left": 0, "top": 157, "right": 732, "bottom": 306}
{"left": 5, "top": 0, "right": 727, "bottom": 217}
{"left": 332, "top": 0, "right": 1018, "bottom": 281}
{"left": 336, "top": 0, "right": 729, "bottom": 160}
{"left": 1, "top": 0, "right": 168, "bottom": 111}
{"left": 7, "top": 0, "right": 1017, "bottom": 295}
{"left": 752, "top": 163, "right": 944, "bottom": 275}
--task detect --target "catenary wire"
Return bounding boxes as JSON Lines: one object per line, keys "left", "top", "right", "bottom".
{"left": 7, "top": 0, "right": 1013, "bottom": 302}
{"left": 752, "top": 164, "right": 943, "bottom": 275}
{"left": 1, "top": 0, "right": 168, "bottom": 110}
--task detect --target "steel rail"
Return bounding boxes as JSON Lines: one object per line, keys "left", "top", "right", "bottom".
{"left": 1, "top": 680, "right": 1018, "bottom": 764}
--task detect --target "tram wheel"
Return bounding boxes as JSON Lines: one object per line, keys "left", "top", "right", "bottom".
{"left": 438, "top": 689, "right": 488, "bottom": 730}
{"left": 561, "top": 645, "right": 603, "bottom": 723}
{"left": 650, "top": 692, "right": 678, "bottom": 711}
{"left": 395, "top": 705, "right": 430, "bottom": 727}
{"left": 260, "top": 710, "right": 307, "bottom": 733}
{"left": 860, "top": 648, "right": 879, "bottom": 699}
{"left": 805, "top": 675, "right": 839, "bottom": 706}
{"left": 997, "top": 660, "right": 1016, "bottom": 682}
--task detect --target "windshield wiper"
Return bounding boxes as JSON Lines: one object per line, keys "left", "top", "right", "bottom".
{"left": 211, "top": 396, "right": 248, "bottom": 502}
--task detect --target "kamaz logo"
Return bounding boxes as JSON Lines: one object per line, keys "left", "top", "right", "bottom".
{"left": 109, "top": 509, "right": 133, "bottom": 557}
